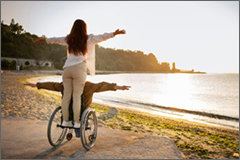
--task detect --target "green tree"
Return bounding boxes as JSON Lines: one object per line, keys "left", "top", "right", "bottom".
{"left": 160, "top": 62, "right": 170, "bottom": 72}
{"left": 11, "top": 60, "right": 16, "bottom": 68}
{"left": 9, "top": 19, "right": 24, "bottom": 34}
{"left": 2, "top": 19, "right": 184, "bottom": 73}
{"left": 41, "top": 35, "right": 47, "bottom": 39}
{"left": 1, "top": 59, "right": 11, "bottom": 68}
{"left": 16, "top": 24, "right": 24, "bottom": 34}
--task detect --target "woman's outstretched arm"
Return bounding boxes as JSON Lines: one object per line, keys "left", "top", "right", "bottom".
{"left": 90, "top": 29, "right": 126, "bottom": 44}
{"left": 34, "top": 37, "right": 67, "bottom": 45}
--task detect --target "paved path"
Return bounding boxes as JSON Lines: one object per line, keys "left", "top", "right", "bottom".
{"left": 1, "top": 116, "right": 182, "bottom": 159}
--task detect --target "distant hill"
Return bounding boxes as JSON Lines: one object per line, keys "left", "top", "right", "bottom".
{"left": 95, "top": 45, "right": 171, "bottom": 72}
{"left": 1, "top": 19, "right": 204, "bottom": 73}
{"left": 1, "top": 20, "right": 67, "bottom": 69}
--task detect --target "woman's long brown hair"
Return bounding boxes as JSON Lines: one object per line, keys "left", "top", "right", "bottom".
{"left": 66, "top": 19, "right": 88, "bottom": 56}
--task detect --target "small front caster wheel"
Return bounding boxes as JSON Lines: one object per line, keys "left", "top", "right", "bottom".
{"left": 66, "top": 133, "right": 73, "bottom": 141}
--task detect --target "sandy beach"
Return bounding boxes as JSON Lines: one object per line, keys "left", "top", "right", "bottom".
{"left": 1, "top": 71, "right": 239, "bottom": 159}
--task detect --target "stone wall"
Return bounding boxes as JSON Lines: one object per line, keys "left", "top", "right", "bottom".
{"left": 1, "top": 57, "right": 53, "bottom": 67}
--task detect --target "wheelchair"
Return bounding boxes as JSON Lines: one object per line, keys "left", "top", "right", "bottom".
{"left": 47, "top": 96, "right": 98, "bottom": 150}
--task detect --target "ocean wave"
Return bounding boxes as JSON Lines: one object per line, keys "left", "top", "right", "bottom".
{"left": 94, "top": 97, "right": 239, "bottom": 122}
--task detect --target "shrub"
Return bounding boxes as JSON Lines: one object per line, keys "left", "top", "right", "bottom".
{"left": 11, "top": 60, "right": 16, "bottom": 68}
{"left": 1, "top": 59, "right": 11, "bottom": 68}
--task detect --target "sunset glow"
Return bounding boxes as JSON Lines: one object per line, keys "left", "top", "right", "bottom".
{"left": 1, "top": 1, "right": 239, "bottom": 73}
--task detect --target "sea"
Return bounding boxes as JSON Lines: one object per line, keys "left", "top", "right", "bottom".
{"left": 37, "top": 73, "right": 239, "bottom": 130}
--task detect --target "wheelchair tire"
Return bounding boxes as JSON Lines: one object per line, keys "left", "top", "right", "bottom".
{"left": 80, "top": 108, "right": 98, "bottom": 150}
{"left": 47, "top": 106, "right": 68, "bottom": 147}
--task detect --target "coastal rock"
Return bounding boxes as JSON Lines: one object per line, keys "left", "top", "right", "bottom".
{"left": 108, "top": 107, "right": 119, "bottom": 115}
{"left": 97, "top": 119, "right": 106, "bottom": 127}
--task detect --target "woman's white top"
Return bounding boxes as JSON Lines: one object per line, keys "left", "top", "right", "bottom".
{"left": 46, "top": 32, "right": 114, "bottom": 76}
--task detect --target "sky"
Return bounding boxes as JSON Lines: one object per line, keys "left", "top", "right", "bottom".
{"left": 1, "top": 1, "right": 239, "bottom": 73}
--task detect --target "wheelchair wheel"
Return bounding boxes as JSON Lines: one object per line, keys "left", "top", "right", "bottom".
{"left": 80, "top": 108, "right": 98, "bottom": 150}
{"left": 47, "top": 106, "right": 68, "bottom": 146}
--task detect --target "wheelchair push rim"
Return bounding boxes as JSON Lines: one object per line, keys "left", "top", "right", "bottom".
{"left": 47, "top": 106, "right": 68, "bottom": 147}
{"left": 80, "top": 108, "right": 98, "bottom": 150}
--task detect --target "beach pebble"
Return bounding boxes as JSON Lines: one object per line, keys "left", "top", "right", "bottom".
{"left": 180, "top": 152, "right": 187, "bottom": 159}
{"left": 95, "top": 112, "right": 100, "bottom": 117}
{"left": 108, "top": 107, "right": 119, "bottom": 115}
{"left": 233, "top": 153, "right": 239, "bottom": 158}
{"left": 194, "top": 127, "right": 201, "bottom": 132}
{"left": 189, "top": 154, "right": 200, "bottom": 159}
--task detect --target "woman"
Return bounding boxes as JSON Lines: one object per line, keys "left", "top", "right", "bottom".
{"left": 34, "top": 19, "right": 126, "bottom": 128}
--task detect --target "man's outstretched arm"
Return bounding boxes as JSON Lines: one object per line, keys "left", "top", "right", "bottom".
{"left": 83, "top": 81, "right": 131, "bottom": 108}
{"left": 86, "top": 81, "right": 130, "bottom": 93}
{"left": 24, "top": 82, "right": 63, "bottom": 92}
{"left": 25, "top": 81, "right": 130, "bottom": 93}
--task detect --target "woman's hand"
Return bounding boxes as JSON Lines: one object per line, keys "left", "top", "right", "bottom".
{"left": 34, "top": 38, "right": 46, "bottom": 43}
{"left": 113, "top": 29, "right": 126, "bottom": 36}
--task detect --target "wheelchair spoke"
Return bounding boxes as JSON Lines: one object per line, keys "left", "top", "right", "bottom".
{"left": 47, "top": 106, "right": 67, "bottom": 146}
{"left": 80, "top": 108, "right": 98, "bottom": 150}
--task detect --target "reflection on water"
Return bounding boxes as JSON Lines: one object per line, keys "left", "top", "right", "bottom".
{"left": 157, "top": 74, "right": 194, "bottom": 111}
{"left": 86, "top": 73, "right": 239, "bottom": 118}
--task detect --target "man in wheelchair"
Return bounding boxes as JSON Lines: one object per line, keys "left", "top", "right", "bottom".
{"left": 25, "top": 81, "right": 130, "bottom": 122}
{"left": 25, "top": 80, "right": 130, "bottom": 147}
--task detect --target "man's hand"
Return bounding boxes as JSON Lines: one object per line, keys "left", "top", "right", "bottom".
{"left": 114, "top": 85, "right": 131, "bottom": 90}
{"left": 24, "top": 83, "right": 37, "bottom": 88}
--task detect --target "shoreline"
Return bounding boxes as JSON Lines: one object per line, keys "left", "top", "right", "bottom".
{"left": 1, "top": 72, "right": 239, "bottom": 159}
{"left": 1, "top": 69, "right": 206, "bottom": 76}
{"left": 25, "top": 74, "right": 239, "bottom": 159}
{"left": 92, "top": 99, "right": 239, "bottom": 131}
{"left": 31, "top": 73, "right": 239, "bottom": 130}
{"left": 24, "top": 74, "right": 239, "bottom": 131}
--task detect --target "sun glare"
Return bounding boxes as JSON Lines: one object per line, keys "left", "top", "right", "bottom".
{"left": 151, "top": 74, "right": 196, "bottom": 113}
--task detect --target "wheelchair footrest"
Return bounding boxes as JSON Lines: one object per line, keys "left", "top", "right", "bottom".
{"left": 57, "top": 124, "right": 75, "bottom": 129}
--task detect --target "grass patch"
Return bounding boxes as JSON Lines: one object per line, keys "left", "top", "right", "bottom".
{"left": 19, "top": 77, "right": 29, "bottom": 84}
{"left": 182, "top": 133, "right": 192, "bottom": 139}
{"left": 91, "top": 103, "right": 109, "bottom": 112}
{"left": 177, "top": 142, "right": 214, "bottom": 159}
{"left": 195, "top": 130, "right": 239, "bottom": 151}
{"left": 107, "top": 124, "right": 114, "bottom": 128}
{"left": 39, "top": 90, "right": 62, "bottom": 100}
{"left": 121, "top": 125, "right": 132, "bottom": 131}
